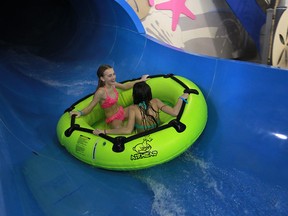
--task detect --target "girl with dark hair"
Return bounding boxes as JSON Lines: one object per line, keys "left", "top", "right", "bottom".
{"left": 70, "top": 64, "right": 149, "bottom": 129}
{"left": 93, "top": 81, "right": 188, "bottom": 135}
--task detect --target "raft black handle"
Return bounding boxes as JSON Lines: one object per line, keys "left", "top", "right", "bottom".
{"left": 184, "top": 89, "right": 199, "bottom": 95}
{"left": 64, "top": 114, "right": 79, "bottom": 137}
{"left": 112, "top": 136, "right": 126, "bottom": 153}
{"left": 169, "top": 119, "right": 186, "bottom": 133}
{"left": 65, "top": 114, "right": 95, "bottom": 136}
{"left": 65, "top": 124, "right": 80, "bottom": 137}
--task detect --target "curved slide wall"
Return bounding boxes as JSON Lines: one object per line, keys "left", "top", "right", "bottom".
{"left": 0, "top": 0, "right": 288, "bottom": 215}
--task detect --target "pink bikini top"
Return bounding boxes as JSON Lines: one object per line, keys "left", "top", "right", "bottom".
{"left": 101, "top": 86, "right": 119, "bottom": 109}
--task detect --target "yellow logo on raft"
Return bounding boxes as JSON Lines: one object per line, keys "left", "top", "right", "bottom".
{"left": 130, "top": 135, "right": 158, "bottom": 160}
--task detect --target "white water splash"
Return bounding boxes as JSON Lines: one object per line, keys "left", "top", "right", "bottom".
{"left": 142, "top": 177, "right": 186, "bottom": 216}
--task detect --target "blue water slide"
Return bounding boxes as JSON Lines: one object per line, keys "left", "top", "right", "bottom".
{"left": 0, "top": 0, "right": 287, "bottom": 215}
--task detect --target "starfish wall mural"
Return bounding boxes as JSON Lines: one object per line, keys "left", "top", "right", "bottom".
{"left": 126, "top": 0, "right": 257, "bottom": 60}
{"left": 153, "top": 0, "right": 196, "bottom": 31}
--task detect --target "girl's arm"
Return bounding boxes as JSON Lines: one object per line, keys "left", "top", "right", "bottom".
{"left": 93, "top": 107, "right": 136, "bottom": 135}
{"left": 155, "top": 93, "right": 189, "bottom": 116}
{"left": 115, "top": 74, "right": 149, "bottom": 90}
{"left": 70, "top": 89, "right": 103, "bottom": 117}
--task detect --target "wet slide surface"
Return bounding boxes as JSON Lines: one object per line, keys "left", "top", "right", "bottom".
{"left": 0, "top": 0, "right": 288, "bottom": 215}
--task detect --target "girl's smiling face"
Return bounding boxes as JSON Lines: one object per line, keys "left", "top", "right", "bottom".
{"left": 101, "top": 68, "right": 116, "bottom": 86}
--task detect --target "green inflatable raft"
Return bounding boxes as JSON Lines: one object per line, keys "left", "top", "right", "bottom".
{"left": 56, "top": 74, "right": 207, "bottom": 171}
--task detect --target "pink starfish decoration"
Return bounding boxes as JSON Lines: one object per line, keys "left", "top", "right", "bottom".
{"left": 155, "top": 0, "right": 196, "bottom": 31}
{"left": 149, "top": 0, "right": 154, "bottom": 6}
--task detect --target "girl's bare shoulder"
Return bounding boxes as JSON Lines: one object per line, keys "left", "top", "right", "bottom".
{"left": 129, "top": 104, "right": 138, "bottom": 111}
{"left": 151, "top": 98, "right": 161, "bottom": 104}
{"left": 94, "top": 87, "right": 105, "bottom": 98}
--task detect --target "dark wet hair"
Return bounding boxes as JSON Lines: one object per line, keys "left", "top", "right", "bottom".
{"left": 133, "top": 81, "right": 152, "bottom": 105}
{"left": 96, "top": 64, "right": 112, "bottom": 89}
{"left": 133, "top": 82, "right": 159, "bottom": 130}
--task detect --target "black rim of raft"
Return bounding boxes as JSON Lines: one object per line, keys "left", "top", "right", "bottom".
{"left": 64, "top": 74, "right": 199, "bottom": 153}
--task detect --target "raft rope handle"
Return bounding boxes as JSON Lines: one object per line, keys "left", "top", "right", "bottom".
{"left": 176, "top": 88, "right": 199, "bottom": 121}
{"left": 64, "top": 114, "right": 93, "bottom": 137}
{"left": 184, "top": 88, "right": 199, "bottom": 95}
{"left": 64, "top": 114, "right": 78, "bottom": 137}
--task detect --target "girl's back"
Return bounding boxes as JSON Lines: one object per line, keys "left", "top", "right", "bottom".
{"left": 133, "top": 99, "right": 160, "bottom": 132}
